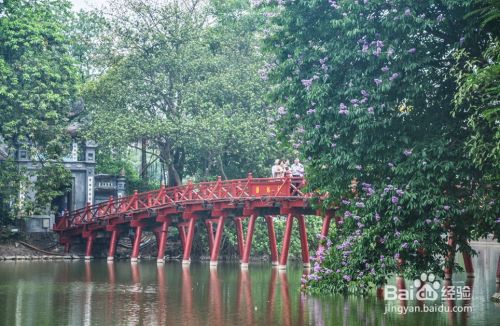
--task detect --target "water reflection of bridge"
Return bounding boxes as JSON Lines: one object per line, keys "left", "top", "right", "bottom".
{"left": 55, "top": 176, "right": 337, "bottom": 269}
{"left": 73, "top": 262, "right": 478, "bottom": 326}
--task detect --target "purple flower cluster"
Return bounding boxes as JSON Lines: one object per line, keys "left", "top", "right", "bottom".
{"left": 339, "top": 102, "right": 349, "bottom": 115}
{"left": 277, "top": 106, "right": 286, "bottom": 115}
{"left": 374, "top": 78, "right": 382, "bottom": 86}
{"left": 306, "top": 107, "right": 316, "bottom": 115}
{"left": 362, "top": 182, "right": 374, "bottom": 196}
{"left": 328, "top": 0, "right": 340, "bottom": 9}
{"left": 389, "top": 73, "right": 400, "bottom": 81}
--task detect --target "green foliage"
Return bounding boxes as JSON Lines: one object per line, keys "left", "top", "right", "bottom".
{"left": 33, "top": 163, "right": 72, "bottom": 213}
{"left": 0, "top": 0, "right": 78, "bottom": 218}
{"left": 260, "top": 0, "right": 499, "bottom": 294}
{"left": 0, "top": 159, "right": 25, "bottom": 222}
{"left": 80, "top": 0, "right": 283, "bottom": 186}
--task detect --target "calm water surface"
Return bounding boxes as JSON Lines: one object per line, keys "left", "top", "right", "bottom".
{"left": 0, "top": 245, "right": 498, "bottom": 326}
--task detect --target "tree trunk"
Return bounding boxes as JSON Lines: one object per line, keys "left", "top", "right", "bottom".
{"left": 140, "top": 138, "right": 148, "bottom": 181}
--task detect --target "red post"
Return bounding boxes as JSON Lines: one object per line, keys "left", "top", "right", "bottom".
{"left": 297, "top": 215, "right": 310, "bottom": 268}
{"left": 320, "top": 214, "right": 332, "bottom": 240}
{"left": 205, "top": 221, "right": 214, "bottom": 254}
{"left": 64, "top": 240, "right": 71, "bottom": 254}
{"left": 157, "top": 221, "right": 170, "bottom": 263}
{"left": 462, "top": 252, "right": 474, "bottom": 277}
{"left": 182, "top": 218, "right": 196, "bottom": 265}
{"left": 85, "top": 233, "right": 95, "bottom": 260}
{"left": 178, "top": 225, "right": 186, "bottom": 250}
{"left": 444, "top": 232, "right": 456, "bottom": 280}
{"left": 396, "top": 276, "right": 407, "bottom": 308}
{"left": 107, "top": 229, "right": 120, "bottom": 261}
{"left": 496, "top": 255, "right": 500, "bottom": 284}
{"left": 131, "top": 225, "right": 143, "bottom": 262}
{"left": 265, "top": 216, "right": 279, "bottom": 266}
{"left": 279, "top": 214, "right": 294, "bottom": 270}
{"left": 241, "top": 214, "right": 257, "bottom": 268}
{"left": 210, "top": 216, "right": 226, "bottom": 266}
{"left": 234, "top": 218, "right": 245, "bottom": 261}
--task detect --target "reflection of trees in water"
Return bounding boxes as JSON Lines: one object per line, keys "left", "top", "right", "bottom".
{"left": 19, "top": 250, "right": 495, "bottom": 325}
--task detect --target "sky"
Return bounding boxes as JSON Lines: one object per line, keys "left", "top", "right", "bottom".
{"left": 70, "top": 0, "right": 109, "bottom": 11}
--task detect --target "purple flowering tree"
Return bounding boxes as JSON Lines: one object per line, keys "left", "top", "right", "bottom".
{"left": 260, "top": 0, "right": 499, "bottom": 294}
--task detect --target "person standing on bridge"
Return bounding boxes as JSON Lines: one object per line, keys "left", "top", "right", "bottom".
{"left": 272, "top": 159, "right": 284, "bottom": 177}
{"left": 291, "top": 158, "right": 304, "bottom": 177}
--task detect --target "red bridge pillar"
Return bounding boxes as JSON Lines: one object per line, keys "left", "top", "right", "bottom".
{"left": 131, "top": 221, "right": 145, "bottom": 263}
{"left": 297, "top": 215, "right": 310, "bottom": 268}
{"left": 107, "top": 228, "right": 120, "bottom": 262}
{"left": 278, "top": 214, "right": 294, "bottom": 270}
{"left": 234, "top": 218, "right": 245, "bottom": 262}
{"left": 182, "top": 217, "right": 197, "bottom": 265}
{"left": 265, "top": 216, "right": 279, "bottom": 266}
{"left": 156, "top": 220, "right": 170, "bottom": 264}
{"left": 462, "top": 252, "right": 474, "bottom": 278}
{"left": 444, "top": 232, "right": 456, "bottom": 280}
{"left": 84, "top": 232, "right": 95, "bottom": 260}
{"left": 241, "top": 214, "right": 257, "bottom": 268}
{"left": 210, "top": 216, "right": 226, "bottom": 267}
{"left": 205, "top": 220, "right": 214, "bottom": 254}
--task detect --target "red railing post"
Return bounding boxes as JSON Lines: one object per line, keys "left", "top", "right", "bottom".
{"left": 108, "top": 196, "right": 114, "bottom": 215}
{"left": 188, "top": 179, "right": 193, "bottom": 200}
{"left": 133, "top": 190, "right": 139, "bottom": 210}
{"left": 147, "top": 192, "right": 152, "bottom": 207}
{"left": 86, "top": 202, "right": 92, "bottom": 223}
{"left": 284, "top": 174, "right": 291, "bottom": 196}
{"left": 217, "top": 176, "right": 222, "bottom": 198}
{"left": 159, "top": 184, "right": 166, "bottom": 204}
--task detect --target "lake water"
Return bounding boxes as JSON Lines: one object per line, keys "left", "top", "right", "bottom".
{"left": 0, "top": 244, "right": 498, "bottom": 325}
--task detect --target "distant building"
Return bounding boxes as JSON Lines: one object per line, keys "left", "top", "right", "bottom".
{"left": 94, "top": 173, "right": 127, "bottom": 204}
{"left": 10, "top": 140, "right": 126, "bottom": 232}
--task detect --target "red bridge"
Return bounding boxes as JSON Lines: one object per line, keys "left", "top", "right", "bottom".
{"left": 54, "top": 174, "right": 336, "bottom": 269}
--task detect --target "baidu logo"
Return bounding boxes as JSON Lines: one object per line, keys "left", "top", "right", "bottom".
{"left": 384, "top": 272, "right": 471, "bottom": 302}
{"left": 414, "top": 273, "right": 440, "bottom": 301}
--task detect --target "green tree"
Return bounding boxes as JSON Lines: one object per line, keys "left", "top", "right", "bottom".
{"left": 260, "top": 0, "right": 499, "bottom": 294}
{"left": 0, "top": 0, "right": 77, "bottom": 219}
{"left": 81, "top": 0, "right": 283, "bottom": 186}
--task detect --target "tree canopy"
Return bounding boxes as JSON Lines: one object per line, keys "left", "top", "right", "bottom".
{"left": 260, "top": 0, "right": 499, "bottom": 293}
{"left": 80, "top": 0, "right": 283, "bottom": 186}
{"left": 0, "top": 0, "right": 77, "bottom": 219}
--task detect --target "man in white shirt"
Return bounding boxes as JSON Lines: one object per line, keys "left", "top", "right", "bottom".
{"left": 291, "top": 158, "right": 304, "bottom": 177}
